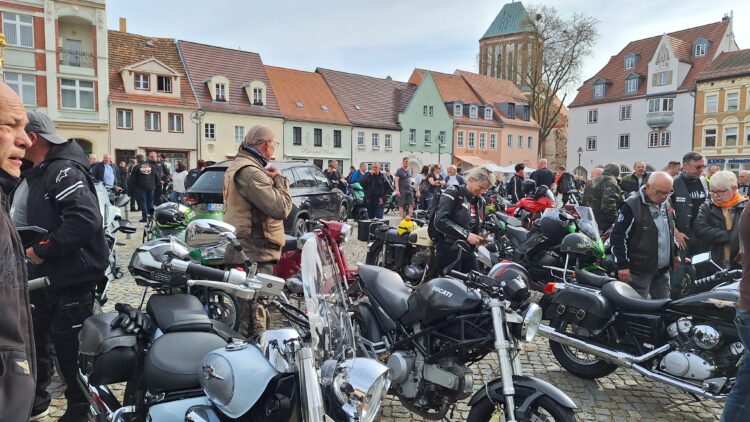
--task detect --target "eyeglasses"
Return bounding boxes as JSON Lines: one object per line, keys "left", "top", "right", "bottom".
{"left": 267, "top": 140, "right": 279, "bottom": 147}
{"left": 710, "top": 188, "right": 730, "bottom": 195}
{"left": 654, "top": 189, "right": 674, "bottom": 196}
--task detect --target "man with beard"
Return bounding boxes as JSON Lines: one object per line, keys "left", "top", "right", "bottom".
{"left": 147, "top": 151, "right": 170, "bottom": 205}
{"left": 128, "top": 154, "right": 158, "bottom": 222}
{"left": 671, "top": 151, "right": 708, "bottom": 256}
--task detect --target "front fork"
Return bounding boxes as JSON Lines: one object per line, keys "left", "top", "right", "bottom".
{"left": 489, "top": 299, "right": 519, "bottom": 422}
{"left": 296, "top": 346, "right": 327, "bottom": 422}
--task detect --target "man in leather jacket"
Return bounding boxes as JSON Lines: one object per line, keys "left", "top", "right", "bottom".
{"left": 670, "top": 151, "right": 708, "bottom": 256}
{"left": 21, "top": 111, "right": 108, "bottom": 422}
{"left": 433, "top": 167, "right": 494, "bottom": 275}
{"left": 0, "top": 82, "right": 36, "bottom": 422}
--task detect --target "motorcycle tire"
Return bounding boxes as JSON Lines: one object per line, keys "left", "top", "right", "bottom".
{"left": 356, "top": 208, "right": 369, "bottom": 221}
{"left": 548, "top": 319, "right": 618, "bottom": 380}
{"left": 467, "top": 385, "right": 575, "bottom": 422}
{"left": 365, "top": 244, "right": 384, "bottom": 267}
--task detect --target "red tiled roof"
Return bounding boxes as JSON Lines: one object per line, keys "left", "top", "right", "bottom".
{"left": 455, "top": 70, "right": 539, "bottom": 128}
{"left": 176, "top": 40, "right": 282, "bottom": 118}
{"left": 698, "top": 49, "right": 750, "bottom": 81}
{"left": 570, "top": 20, "right": 730, "bottom": 108}
{"left": 265, "top": 66, "right": 349, "bottom": 125}
{"left": 108, "top": 30, "right": 197, "bottom": 108}
{"left": 316, "top": 68, "right": 415, "bottom": 131}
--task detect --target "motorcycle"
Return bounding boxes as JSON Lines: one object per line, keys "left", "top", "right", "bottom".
{"left": 350, "top": 242, "right": 577, "bottom": 421}
{"left": 383, "top": 192, "right": 398, "bottom": 215}
{"left": 537, "top": 252, "right": 744, "bottom": 402}
{"left": 365, "top": 217, "right": 435, "bottom": 285}
{"left": 347, "top": 182, "right": 369, "bottom": 221}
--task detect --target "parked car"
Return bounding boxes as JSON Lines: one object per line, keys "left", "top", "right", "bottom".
{"left": 182, "top": 160, "right": 349, "bottom": 236}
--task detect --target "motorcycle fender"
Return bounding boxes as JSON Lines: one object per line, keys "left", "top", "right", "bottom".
{"left": 468, "top": 375, "right": 577, "bottom": 413}
{"left": 349, "top": 301, "right": 385, "bottom": 343}
{"left": 148, "top": 396, "right": 212, "bottom": 421}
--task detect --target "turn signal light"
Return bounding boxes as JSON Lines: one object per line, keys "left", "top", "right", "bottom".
{"left": 543, "top": 283, "right": 557, "bottom": 295}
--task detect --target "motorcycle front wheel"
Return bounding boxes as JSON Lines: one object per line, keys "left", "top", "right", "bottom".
{"left": 467, "top": 387, "right": 575, "bottom": 422}
{"left": 204, "top": 289, "right": 240, "bottom": 330}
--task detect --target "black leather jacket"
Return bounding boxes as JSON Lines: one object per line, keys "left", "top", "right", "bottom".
{"left": 694, "top": 200, "right": 746, "bottom": 267}
{"left": 434, "top": 185, "right": 484, "bottom": 241}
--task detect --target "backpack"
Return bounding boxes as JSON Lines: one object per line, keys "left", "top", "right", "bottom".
{"left": 427, "top": 185, "right": 462, "bottom": 241}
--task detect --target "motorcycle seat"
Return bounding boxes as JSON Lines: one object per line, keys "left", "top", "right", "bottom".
{"left": 385, "top": 228, "right": 410, "bottom": 244}
{"left": 357, "top": 264, "right": 410, "bottom": 320}
{"left": 506, "top": 225, "right": 529, "bottom": 243}
{"left": 146, "top": 294, "right": 213, "bottom": 333}
{"left": 282, "top": 235, "right": 298, "bottom": 252}
{"left": 495, "top": 212, "right": 522, "bottom": 227}
{"left": 575, "top": 269, "right": 614, "bottom": 288}
{"left": 144, "top": 331, "right": 227, "bottom": 394}
{"left": 601, "top": 281, "right": 671, "bottom": 312}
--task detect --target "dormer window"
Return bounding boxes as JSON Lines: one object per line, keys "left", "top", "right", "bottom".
{"left": 453, "top": 103, "right": 462, "bottom": 117}
{"left": 469, "top": 105, "right": 478, "bottom": 119}
{"left": 215, "top": 83, "right": 226, "bottom": 102}
{"left": 135, "top": 73, "right": 149, "bottom": 90}
{"left": 157, "top": 76, "right": 172, "bottom": 93}
{"left": 624, "top": 53, "right": 638, "bottom": 70}
{"left": 484, "top": 107, "right": 492, "bottom": 120}
{"left": 625, "top": 74, "right": 639, "bottom": 94}
{"left": 507, "top": 103, "right": 516, "bottom": 119}
{"left": 253, "top": 87, "right": 264, "bottom": 106}
{"left": 593, "top": 82, "right": 605, "bottom": 98}
{"left": 693, "top": 38, "right": 709, "bottom": 57}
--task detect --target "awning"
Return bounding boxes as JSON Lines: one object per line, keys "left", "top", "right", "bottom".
{"left": 454, "top": 155, "right": 493, "bottom": 167}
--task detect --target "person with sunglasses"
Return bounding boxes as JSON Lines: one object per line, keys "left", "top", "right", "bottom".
{"left": 611, "top": 172, "right": 679, "bottom": 299}
{"left": 694, "top": 171, "right": 747, "bottom": 270}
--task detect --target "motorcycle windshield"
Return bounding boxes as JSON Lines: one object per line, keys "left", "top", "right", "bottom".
{"left": 574, "top": 206, "right": 603, "bottom": 245}
{"left": 300, "top": 235, "right": 356, "bottom": 362}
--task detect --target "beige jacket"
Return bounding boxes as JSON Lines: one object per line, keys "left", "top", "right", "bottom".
{"left": 223, "top": 150, "right": 292, "bottom": 263}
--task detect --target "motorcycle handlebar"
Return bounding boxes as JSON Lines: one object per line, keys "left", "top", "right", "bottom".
{"left": 693, "top": 269, "right": 742, "bottom": 289}
{"left": 28, "top": 277, "right": 49, "bottom": 291}
{"left": 186, "top": 262, "right": 230, "bottom": 282}
{"left": 449, "top": 270, "right": 470, "bottom": 281}
{"left": 167, "top": 259, "right": 246, "bottom": 285}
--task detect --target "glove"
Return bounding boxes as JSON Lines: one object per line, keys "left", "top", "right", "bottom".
{"left": 110, "top": 303, "right": 155, "bottom": 336}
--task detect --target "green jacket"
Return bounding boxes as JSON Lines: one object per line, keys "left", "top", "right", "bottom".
{"left": 583, "top": 172, "right": 622, "bottom": 233}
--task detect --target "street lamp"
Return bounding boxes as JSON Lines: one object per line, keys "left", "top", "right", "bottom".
{"left": 577, "top": 146, "right": 583, "bottom": 167}
{"left": 190, "top": 108, "right": 205, "bottom": 161}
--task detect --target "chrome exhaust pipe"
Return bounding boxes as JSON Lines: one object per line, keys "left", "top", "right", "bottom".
{"left": 629, "top": 364, "right": 726, "bottom": 401}
{"left": 538, "top": 324, "right": 669, "bottom": 367}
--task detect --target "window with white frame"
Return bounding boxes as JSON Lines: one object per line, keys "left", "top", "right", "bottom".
{"left": 4, "top": 72, "right": 36, "bottom": 106}
{"left": 2, "top": 13, "right": 34, "bottom": 48}
{"left": 157, "top": 76, "right": 172, "bottom": 93}
{"left": 409, "top": 129, "right": 416, "bottom": 145}
{"left": 625, "top": 78, "right": 638, "bottom": 93}
{"left": 234, "top": 125, "right": 245, "bottom": 142}
{"left": 518, "top": 135, "right": 523, "bottom": 148}
{"left": 145, "top": 111, "right": 161, "bottom": 131}
{"left": 484, "top": 107, "right": 492, "bottom": 120}
{"left": 439, "top": 131, "right": 446, "bottom": 145}
{"left": 384, "top": 133, "right": 392, "bottom": 149}
{"left": 424, "top": 130, "right": 431, "bottom": 145}
{"left": 429, "top": 106, "right": 433, "bottom": 116}
{"left": 134, "top": 73, "right": 149, "bottom": 90}
{"left": 479, "top": 133, "right": 486, "bottom": 149}
{"left": 586, "top": 136, "right": 597, "bottom": 151}
{"left": 215, "top": 83, "right": 227, "bottom": 101}
{"left": 656, "top": 71, "right": 670, "bottom": 86}
{"left": 454, "top": 104, "right": 462, "bottom": 117}
{"left": 468, "top": 132, "right": 475, "bottom": 148}
{"left": 253, "top": 88, "right": 263, "bottom": 105}
{"left": 704, "top": 128, "right": 717, "bottom": 147}
{"left": 624, "top": 55, "right": 635, "bottom": 69}
{"left": 315, "top": 128, "right": 323, "bottom": 147}
{"left": 357, "top": 131, "right": 365, "bottom": 147}
{"left": 507, "top": 134, "right": 513, "bottom": 148}
{"left": 204, "top": 123, "right": 216, "bottom": 140}
{"left": 705, "top": 95, "right": 718, "bottom": 113}
{"left": 660, "top": 131, "right": 671, "bottom": 147}
{"left": 725, "top": 127, "right": 738, "bottom": 147}
{"left": 469, "top": 105, "right": 478, "bottom": 119}
{"left": 489, "top": 134, "right": 496, "bottom": 149}
{"left": 116, "top": 109, "right": 132, "bottom": 129}
{"left": 619, "top": 105, "right": 631, "bottom": 120}
{"left": 168, "top": 113, "right": 183, "bottom": 133}
{"left": 454, "top": 131, "right": 464, "bottom": 147}
{"left": 648, "top": 98, "right": 674, "bottom": 112}
{"left": 587, "top": 109, "right": 598, "bottom": 124}
{"left": 527, "top": 136, "right": 533, "bottom": 149}
{"left": 648, "top": 132, "right": 659, "bottom": 148}
{"left": 727, "top": 92, "right": 739, "bottom": 112}
{"left": 371, "top": 133, "right": 379, "bottom": 148}
{"left": 593, "top": 83, "right": 604, "bottom": 97}
{"left": 695, "top": 42, "right": 706, "bottom": 57}
{"left": 618, "top": 134, "right": 630, "bottom": 149}
{"left": 423, "top": 105, "right": 428, "bottom": 116}
{"left": 61, "top": 79, "right": 94, "bottom": 110}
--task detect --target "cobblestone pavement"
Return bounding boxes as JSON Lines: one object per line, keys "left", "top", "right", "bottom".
{"left": 43, "top": 215, "right": 725, "bottom": 421}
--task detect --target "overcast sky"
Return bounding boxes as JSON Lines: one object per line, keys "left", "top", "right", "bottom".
{"left": 108, "top": 0, "right": 750, "bottom": 103}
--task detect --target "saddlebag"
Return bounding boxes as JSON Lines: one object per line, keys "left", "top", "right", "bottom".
{"left": 78, "top": 313, "right": 139, "bottom": 385}
{"left": 543, "top": 287, "right": 614, "bottom": 330}
{"left": 359, "top": 219, "right": 388, "bottom": 242}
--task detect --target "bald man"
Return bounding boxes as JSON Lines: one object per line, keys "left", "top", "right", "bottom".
{"left": 91, "top": 152, "right": 120, "bottom": 188}
{"left": 0, "top": 81, "right": 36, "bottom": 421}
{"left": 610, "top": 172, "right": 679, "bottom": 299}
{"left": 621, "top": 160, "right": 650, "bottom": 196}
{"left": 739, "top": 170, "right": 750, "bottom": 196}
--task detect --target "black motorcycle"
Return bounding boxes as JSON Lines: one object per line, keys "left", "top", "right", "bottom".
{"left": 537, "top": 257, "right": 743, "bottom": 402}
{"left": 350, "top": 243, "right": 576, "bottom": 421}
{"left": 365, "top": 218, "right": 434, "bottom": 285}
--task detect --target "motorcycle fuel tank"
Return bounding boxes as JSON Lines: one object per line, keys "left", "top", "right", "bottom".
{"left": 668, "top": 290, "right": 739, "bottom": 322}
{"left": 402, "top": 277, "right": 482, "bottom": 325}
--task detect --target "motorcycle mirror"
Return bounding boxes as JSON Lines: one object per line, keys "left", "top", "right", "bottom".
{"left": 185, "top": 219, "right": 236, "bottom": 247}
{"left": 114, "top": 194, "right": 130, "bottom": 208}
{"left": 690, "top": 252, "right": 711, "bottom": 266}
{"left": 117, "top": 219, "right": 137, "bottom": 234}
{"left": 16, "top": 226, "right": 48, "bottom": 249}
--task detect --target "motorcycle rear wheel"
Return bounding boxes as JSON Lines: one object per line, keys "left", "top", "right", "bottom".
{"left": 467, "top": 386, "right": 574, "bottom": 422}
{"left": 548, "top": 319, "right": 618, "bottom": 379}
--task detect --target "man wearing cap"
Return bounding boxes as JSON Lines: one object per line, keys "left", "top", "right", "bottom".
{"left": 18, "top": 110, "right": 108, "bottom": 422}
{"left": 223, "top": 125, "right": 292, "bottom": 337}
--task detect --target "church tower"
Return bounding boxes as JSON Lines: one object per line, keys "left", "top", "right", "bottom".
{"left": 478, "top": 1, "right": 533, "bottom": 90}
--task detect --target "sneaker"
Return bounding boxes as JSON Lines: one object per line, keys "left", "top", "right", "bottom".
{"left": 29, "top": 408, "right": 49, "bottom": 421}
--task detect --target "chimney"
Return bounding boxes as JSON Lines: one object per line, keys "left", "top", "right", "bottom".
{"left": 386, "top": 75, "right": 392, "bottom": 80}
{"left": 119, "top": 17, "right": 127, "bottom": 33}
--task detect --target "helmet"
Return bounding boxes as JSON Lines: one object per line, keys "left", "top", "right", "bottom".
{"left": 154, "top": 202, "right": 189, "bottom": 227}
{"left": 534, "top": 185, "right": 550, "bottom": 200}
{"left": 559, "top": 232, "right": 598, "bottom": 258}
{"left": 488, "top": 261, "right": 530, "bottom": 304}
{"left": 129, "top": 238, "right": 191, "bottom": 288}
{"left": 522, "top": 179, "right": 537, "bottom": 196}
{"left": 397, "top": 217, "right": 418, "bottom": 235}
{"left": 538, "top": 210, "right": 569, "bottom": 243}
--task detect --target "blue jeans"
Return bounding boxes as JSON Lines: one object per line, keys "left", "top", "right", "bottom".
{"left": 367, "top": 200, "right": 384, "bottom": 219}
{"left": 134, "top": 189, "right": 154, "bottom": 221}
{"left": 169, "top": 191, "right": 183, "bottom": 203}
{"left": 722, "top": 309, "right": 750, "bottom": 421}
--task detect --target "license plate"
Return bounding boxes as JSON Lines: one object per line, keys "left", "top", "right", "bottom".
{"left": 207, "top": 203, "right": 224, "bottom": 212}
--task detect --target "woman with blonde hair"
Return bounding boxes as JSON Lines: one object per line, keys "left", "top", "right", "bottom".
{"left": 694, "top": 170, "right": 748, "bottom": 268}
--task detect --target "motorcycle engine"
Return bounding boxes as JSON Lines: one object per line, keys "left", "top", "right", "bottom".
{"left": 660, "top": 318, "right": 743, "bottom": 382}
{"left": 403, "top": 249, "right": 431, "bottom": 282}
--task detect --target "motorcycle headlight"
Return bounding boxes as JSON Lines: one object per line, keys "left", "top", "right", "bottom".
{"left": 339, "top": 224, "right": 353, "bottom": 243}
{"left": 331, "top": 358, "right": 391, "bottom": 422}
{"left": 520, "top": 303, "right": 542, "bottom": 342}
{"left": 194, "top": 242, "right": 228, "bottom": 261}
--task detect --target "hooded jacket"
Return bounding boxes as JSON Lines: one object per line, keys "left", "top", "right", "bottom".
{"left": 583, "top": 170, "right": 622, "bottom": 233}
{"left": 21, "top": 141, "right": 108, "bottom": 288}
{"left": 0, "top": 168, "right": 36, "bottom": 421}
